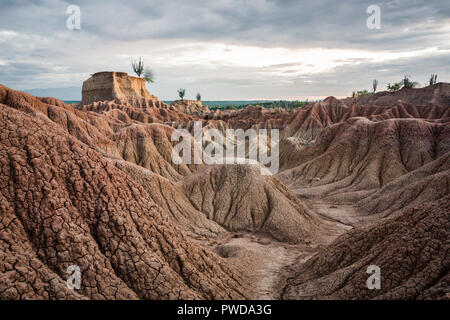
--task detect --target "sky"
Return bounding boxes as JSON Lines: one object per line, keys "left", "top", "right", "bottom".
{"left": 1, "top": 0, "right": 449, "bottom": 100}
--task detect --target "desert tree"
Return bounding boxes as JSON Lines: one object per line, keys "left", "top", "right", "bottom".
{"left": 196, "top": 92, "right": 201, "bottom": 101}
{"left": 177, "top": 88, "right": 186, "bottom": 100}
{"left": 429, "top": 74, "right": 437, "bottom": 85}
{"left": 401, "top": 75, "right": 419, "bottom": 88}
{"left": 131, "top": 57, "right": 145, "bottom": 78}
{"left": 387, "top": 82, "right": 401, "bottom": 92}
{"left": 372, "top": 79, "right": 378, "bottom": 92}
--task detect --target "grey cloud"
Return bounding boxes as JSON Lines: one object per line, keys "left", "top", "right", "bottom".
{"left": 0, "top": 0, "right": 449, "bottom": 98}
{"left": 1, "top": 0, "right": 449, "bottom": 50}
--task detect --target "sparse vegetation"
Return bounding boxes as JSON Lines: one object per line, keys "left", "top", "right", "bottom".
{"left": 196, "top": 92, "right": 201, "bottom": 101}
{"left": 401, "top": 75, "right": 419, "bottom": 89}
{"left": 131, "top": 57, "right": 145, "bottom": 78}
{"left": 256, "top": 100, "right": 310, "bottom": 110}
{"left": 373, "top": 79, "right": 378, "bottom": 93}
{"left": 207, "top": 100, "right": 312, "bottom": 111}
{"left": 387, "top": 76, "right": 419, "bottom": 92}
{"left": 144, "top": 68, "right": 155, "bottom": 84}
{"left": 131, "top": 58, "right": 155, "bottom": 84}
{"left": 387, "top": 82, "right": 401, "bottom": 92}
{"left": 177, "top": 88, "right": 186, "bottom": 100}
{"left": 429, "top": 74, "right": 438, "bottom": 85}
{"left": 352, "top": 90, "right": 370, "bottom": 98}
{"left": 352, "top": 74, "right": 443, "bottom": 95}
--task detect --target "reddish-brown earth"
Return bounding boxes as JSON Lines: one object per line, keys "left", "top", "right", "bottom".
{"left": 81, "top": 72, "right": 159, "bottom": 106}
{"left": 280, "top": 196, "right": 449, "bottom": 300}
{"left": 0, "top": 82, "right": 448, "bottom": 300}
{"left": 0, "top": 102, "right": 248, "bottom": 299}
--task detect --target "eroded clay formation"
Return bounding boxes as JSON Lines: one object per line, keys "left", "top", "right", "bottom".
{"left": 0, "top": 79, "right": 448, "bottom": 300}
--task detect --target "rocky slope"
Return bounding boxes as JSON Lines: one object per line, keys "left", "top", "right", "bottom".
{"left": 277, "top": 117, "right": 450, "bottom": 202}
{"left": 182, "top": 164, "right": 328, "bottom": 244}
{"left": 0, "top": 101, "right": 249, "bottom": 300}
{"left": 171, "top": 99, "right": 209, "bottom": 116}
{"left": 344, "top": 82, "right": 450, "bottom": 108}
{"left": 0, "top": 81, "right": 448, "bottom": 300}
{"left": 281, "top": 196, "right": 449, "bottom": 300}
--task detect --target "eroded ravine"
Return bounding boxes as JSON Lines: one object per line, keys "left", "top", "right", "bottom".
{"left": 201, "top": 200, "right": 358, "bottom": 300}
{"left": 228, "top": 201, "right": 361, "bottom": 299}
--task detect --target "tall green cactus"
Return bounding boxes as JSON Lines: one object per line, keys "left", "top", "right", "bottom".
{"left": 429, "top": 74, "right": 437, "bottom": 85}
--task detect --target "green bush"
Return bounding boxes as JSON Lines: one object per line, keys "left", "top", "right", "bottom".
{"left": 387, "top": 82, "right": 401, "bottom": 92}
{"left": 402, "top": 75, "right": 419, "bottom": 88}
{"left": 144, "top": 68, "right": 155, "bottom": 83}
{"left": 353, "top": 90, "right": 370, "bottom": 98}
{"left": 177, "top": 88, "right": 186, "bottom": 100}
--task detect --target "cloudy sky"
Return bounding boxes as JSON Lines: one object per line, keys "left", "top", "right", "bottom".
{"left": 1, "top": 0, "right": 449, "bottom": 100}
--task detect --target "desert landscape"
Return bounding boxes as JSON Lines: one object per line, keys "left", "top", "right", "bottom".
{"left": 1, "top": 1, "right": 449, "bottom": 306}
{"left": 0, "top": 71, "right": 448, "bottom": 300}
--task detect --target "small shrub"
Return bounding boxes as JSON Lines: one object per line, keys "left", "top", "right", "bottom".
{"left": 177, "top": 88, "right": 186, "bottom": 100}
{"left": 387, "top": 82, "right": 401, "bottom": 92}
{"left": 144, "top": 68, "right": 155, "bottom": 83}
{"left": 402, "top": 75, "right": 419, "bottom": 88}
{"left": 353, "top": 90, "right": 369, "bottom": 98}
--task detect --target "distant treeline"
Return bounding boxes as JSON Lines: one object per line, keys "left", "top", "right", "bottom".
{"left": 206, "top": 100, "right": 314, "bottom": 111}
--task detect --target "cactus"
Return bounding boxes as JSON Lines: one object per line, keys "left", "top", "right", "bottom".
{"left": 372, "top": 79, "right": 378, "bottom": 92}
{"left": 429, "top": 74, "right": 437, "bottom": 85}
{"left": 131, "top": 57, "right": 144, "bottom": 78}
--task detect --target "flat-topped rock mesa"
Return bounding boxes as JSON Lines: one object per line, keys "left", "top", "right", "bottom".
{"left": 171, "top": 99, "right": 210, "bottom": 115}
{"left": 81, "top": 71, "right": 158, "bottom": 107}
